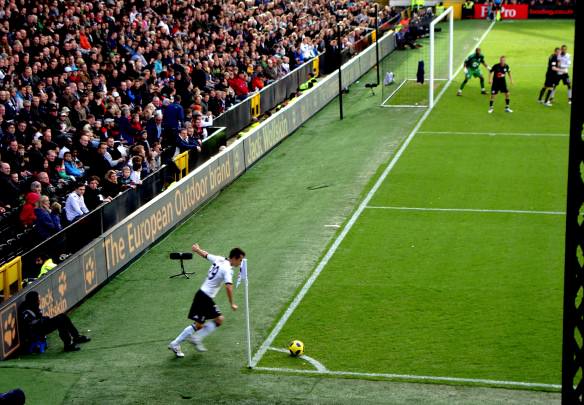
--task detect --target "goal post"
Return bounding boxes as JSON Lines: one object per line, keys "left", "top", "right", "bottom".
{"left": 429, "top": 6, "right": 454, "bottom": 108}
{"left": 381, "top": 7, "right": 454, "bottom": 108}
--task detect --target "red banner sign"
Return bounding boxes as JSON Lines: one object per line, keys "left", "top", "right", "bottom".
{"left": 474, "top": 4, "right": 529, "bottom": 20}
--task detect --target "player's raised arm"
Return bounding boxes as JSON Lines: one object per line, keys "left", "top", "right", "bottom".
{"left": 192, "top": 243, "right": 209, "bottom": 258}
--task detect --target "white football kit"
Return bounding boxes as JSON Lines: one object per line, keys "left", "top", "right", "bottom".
{"left": 200, "top": 254, "right": 233, "bottom": 298}
{"left": 558, "top": 53, "right": 571, "bottom": 74}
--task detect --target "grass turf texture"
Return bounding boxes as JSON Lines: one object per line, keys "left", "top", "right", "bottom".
{"left": 261, "top": 18, "right": 571, "bottom": 392}
{"left": 0, "top": 20, "right": 569, "bottom": 404}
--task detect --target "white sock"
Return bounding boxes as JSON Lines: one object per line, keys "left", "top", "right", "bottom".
{"left": 172, "top": 325, "right": 195, "bottom": 345}
{"left": 196, "top": 322, "right": 217, "bottom": 340}
{"left": 550, "top": 89, "right": 556, "bottom": 99}
{"left": 568, "top": 89, "right": 572, "bottom": 99}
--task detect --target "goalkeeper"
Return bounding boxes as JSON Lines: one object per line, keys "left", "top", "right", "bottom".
{"left": 457, "top": 48, "right": 489, "bottom": 96}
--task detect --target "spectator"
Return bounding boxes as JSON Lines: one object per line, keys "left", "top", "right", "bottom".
{"left": 64, "top": 183, "right": 89, "bottom": 224}
{"left": 164, "top": 95, "right": 185, "bottom": 132}
{"left": 34, "top": 195, "right": 62, "bottom": 239}
{"left": 85, "top": 176, "right": 111, "bottom": 210}
{"left": 0, "top": 389, "right": 25, "bottom": 404}
{"left": 119, "top": 166, "right": 136, "bottom": 189}
{"left": 63, "top": 151, "right": 85, "bottom": 179}
{"left": 0, "top": 162, "right": 20, "bottom": 208}
{"left": 27, "top": 140, "right": 45, "bottom": 174}
{"left": 101, "top": 170, "right": 122, "bottom": 199}
{"left": 29, "top": 181, "right": 42, "bottom": 197}
{"left": 146, "top": 112, "right": 166, "bottom": 145}
{"left": 4, "top": 139, "right": 29, "bottom": 177}
{"left": 36, "top": 172, "right": 57, "bottom": 202}
{"left": 176, "top": 128, "right": 201, "bottom": 155}
{"left": 19, "top": 291, "right": 90, "bottom": 353}
{"left": 130, "top": 160, "right": 143, "bottom": 186}
{"left": 149, "top": 142, "right": 163, "bottom": 172}
{"left": 90, "top": 143, "right": 113, "bottom": 179}
{"left": 19, "top": 192, "right": 39, "bottom": 227}
{"left": 0, "top": 0, "right": 407, "bottom": 263}
{"left": 40, "top": 129, "right": 58, "bottom": 155}
{"left": 228, "top": 72, "right": 250, "bottom": 100}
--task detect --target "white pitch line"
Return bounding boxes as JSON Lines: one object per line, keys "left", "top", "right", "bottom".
{"left": 253, "top": 367, "right": 561, "bottom": 391}
{"left": 268, "top": 347, "right": 328, "bottom": 372}
{"left": 366, "top": 206, "right": 566, "bottom": 216}
{"left": 418, "top": 131, "right": 567, "bottom": 137}
{"left": 249, "top": 21, "right": 498, "bottom": 369}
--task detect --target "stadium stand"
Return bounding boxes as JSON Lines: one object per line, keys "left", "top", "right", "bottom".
{"left": 0, "top": 0, "right": 400, "bottom": 272}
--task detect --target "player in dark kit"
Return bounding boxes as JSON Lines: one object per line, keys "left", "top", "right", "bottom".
{"left": 538, "top": 47, "right": 561, "bottom": 106}
{"left": 488, "top": 56, "right": 513, "bottom": 113}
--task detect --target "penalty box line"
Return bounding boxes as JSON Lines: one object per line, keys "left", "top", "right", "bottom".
{"left": 366, "top": 206, "right": 565, "bottom": 216}
{"left": 249, "top": 21, "right": 497, "bottom": 369}
{"left": 253, "top": 367, "right": 561, "bottom": 391}
{"left": 418, "top": 131, "right": 568, "bottom": 137}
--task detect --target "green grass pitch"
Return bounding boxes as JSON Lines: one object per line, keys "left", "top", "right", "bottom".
{"left": 0, "top": 19, "right": 572, "bottom": 403}
{"left": 263, "top": 19, "right": 571, "bottom": 388}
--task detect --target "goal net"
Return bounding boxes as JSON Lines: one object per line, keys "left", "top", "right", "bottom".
{"left": 381, "top": 7, "right": 453, "bottom": 108}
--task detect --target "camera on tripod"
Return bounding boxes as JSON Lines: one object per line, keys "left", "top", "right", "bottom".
{"left": 170, "top": 252, "right": 193, "bottom": 260}
{"left": 169, "top": 252, "right": 195, "bottom": 278}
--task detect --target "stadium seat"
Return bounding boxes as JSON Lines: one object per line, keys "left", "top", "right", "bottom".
{"left": 0, "top": 257, "right": 23, "bottom": 300}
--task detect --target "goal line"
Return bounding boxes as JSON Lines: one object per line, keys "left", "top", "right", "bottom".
{"left": 253, "top": 366, "right": 561, "bottom": 391}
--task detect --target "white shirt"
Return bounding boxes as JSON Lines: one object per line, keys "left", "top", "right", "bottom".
{"left": 130, "top": 170, "right": 141, "bottom": 184}
{"left": 58, "top": 145, "right": 70, "bottom": 159}
{"left": 65, "top": 191, "right": 89, "bottom": 221}
{"left": 200, "top": 254, "right": 233, "bottom": 298}
{"left": 558, "top": 53, "right": 571, "bottom": 73}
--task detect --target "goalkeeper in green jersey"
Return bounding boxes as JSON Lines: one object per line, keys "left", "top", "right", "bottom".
{"left": 457, "top": 48, "right": 490, "bottom": 96}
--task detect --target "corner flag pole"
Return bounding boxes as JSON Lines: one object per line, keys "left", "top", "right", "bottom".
{"left": 238, "top": 259, "right": 253, "bottom": 368}
{"left": 375, "top": 3, "right": 380, "bottom": 86}
{"left": 337, "top": 23, "right": 344, "bottom": 120}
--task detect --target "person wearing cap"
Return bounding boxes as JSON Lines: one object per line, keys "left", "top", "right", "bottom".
{"left": 59, "top": 107, "right": 74, "bottom": 133}
{"left": 46, "top": 105, "right": 61, "bottom": 133}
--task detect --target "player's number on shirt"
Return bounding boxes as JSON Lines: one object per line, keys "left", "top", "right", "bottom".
{"left": 208, "top": 264, "right": 220, "bottom": 280}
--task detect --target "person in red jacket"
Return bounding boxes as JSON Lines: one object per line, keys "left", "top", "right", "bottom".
{"left": 227, "top": 72, "right": 249, "bottom": 100}
{"left": 250, "top": 69, "right": 265, "bottom": 91}
{"left": 20, "top": 192, "right": 40, "bottom": 227}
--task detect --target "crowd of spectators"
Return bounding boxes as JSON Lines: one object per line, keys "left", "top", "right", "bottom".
{"left": 0, "top": 0, "right": 400, "bottom": 251}
{"left": 474, "top": 0, "right": 574, "bottom": 6}
{"left": 527, "top": 0, "right": 574, "bottom": 9}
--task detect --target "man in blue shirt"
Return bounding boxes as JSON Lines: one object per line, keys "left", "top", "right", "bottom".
{"left": 163, "top": 94, "right": 185, "bottom": 131}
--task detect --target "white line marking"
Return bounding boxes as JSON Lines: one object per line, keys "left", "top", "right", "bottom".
{"left": 268, "top": 347, "right": 328, "bottom": 372}
{"left": 418, "top": 131, "right": 567, "bottom": 137}
{"left": 366, "top": 206, "right": 565, "bottom": 216}
{"left": 324, "top": 224, "right": 341, "bottom": 228}
{"left": 250, "top": 21, "right": 497, "bottom": 369}
{"left": 254, "top": 367, "right": 561, "bottom": 391}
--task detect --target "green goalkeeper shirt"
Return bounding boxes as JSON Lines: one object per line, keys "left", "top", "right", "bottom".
{"left": 465, "top": 53, "right": 485, "bottom": 71}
